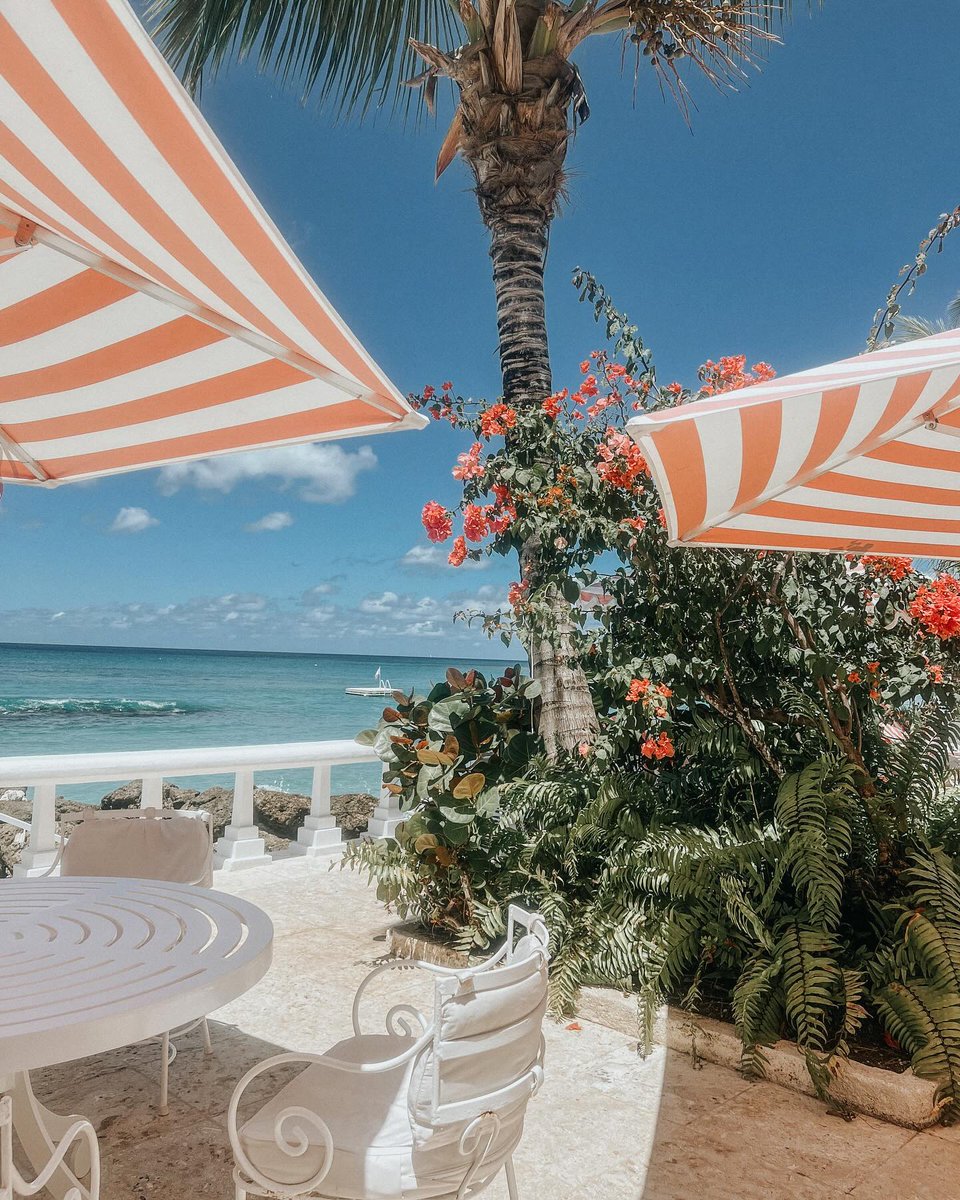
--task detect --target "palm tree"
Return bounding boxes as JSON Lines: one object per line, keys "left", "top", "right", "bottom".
{"left": 888, "top": 293, "right": 960, "bottom": 343}
{"left": 148, "top": 0, "right": 807, "bottom": 758}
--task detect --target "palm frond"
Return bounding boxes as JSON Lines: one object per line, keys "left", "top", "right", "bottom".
{"left": 147, "top": 0, "right": 455, "bottom": 114}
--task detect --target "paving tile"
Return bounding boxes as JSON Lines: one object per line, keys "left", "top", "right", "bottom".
{"left": 641, "top": 1078, "right": 916, "bottom": 1200}
{"left": 847, "top": 1130, "right": 960, "bottom": 1199}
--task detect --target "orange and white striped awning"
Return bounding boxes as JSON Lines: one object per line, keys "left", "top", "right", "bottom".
{"left": 0, "top": 0, "right": 423, "bottom": 488}
{"left": 627, "top": 329, "right": 960, "bottom": 558}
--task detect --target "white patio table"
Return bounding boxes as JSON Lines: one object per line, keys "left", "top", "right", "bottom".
{"left": 0, "top": 876, "right": 274, "bottom": 1200}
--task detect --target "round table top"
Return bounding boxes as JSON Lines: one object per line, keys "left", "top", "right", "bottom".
{"left": 0, "top": 876, "right": 274, "bottom": 1073}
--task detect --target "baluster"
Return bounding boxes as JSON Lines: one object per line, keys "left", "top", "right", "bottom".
{"left": 293, "top": 763, "right": 344, "bottom": 859}
{"left": 13, "top": 783, "right": 58, "bottom": 877}
{"left": 140, "top": 777, "right": 163, "bottom": 809}
{"left": 367, "top": 762, "right": 403, "bottom": 840}
{"left": 213, "top": 769, "right": 271, "bottom": 870}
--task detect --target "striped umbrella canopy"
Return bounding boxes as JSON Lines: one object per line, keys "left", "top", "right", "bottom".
{"left": 0, "top": 0, "right": 424, "bottom": 489}
{"left": 627, "top": 328, "right": 960, "bottom": 559}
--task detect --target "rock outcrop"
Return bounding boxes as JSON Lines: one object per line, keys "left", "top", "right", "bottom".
{"left": 101, "top": 781, "right": 199, "bottom": 809}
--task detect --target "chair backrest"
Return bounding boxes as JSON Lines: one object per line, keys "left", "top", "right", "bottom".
{"left": 58, "top": 808, "right": 214, "bottom": 887}
{"left": 409, "top": 906, "right": 549, "bottom": 1141}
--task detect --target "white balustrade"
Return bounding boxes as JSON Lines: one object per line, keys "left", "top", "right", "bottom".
{"left": 0, "top": 740, "right": 400, "bottom": 876}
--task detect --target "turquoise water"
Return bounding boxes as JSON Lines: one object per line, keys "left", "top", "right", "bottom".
{"left": 0, "top": 643, "right": 513, "bottom": 804}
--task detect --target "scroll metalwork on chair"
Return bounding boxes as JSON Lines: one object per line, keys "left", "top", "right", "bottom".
{"left": 0, "top": 1093, "right": 101, "bottom": 1200}
{"left": 228, "top": 904, "right": 550, "bottom": 1200}
{"left": 48, "top": 807, "right": 216, "bottom": 1114}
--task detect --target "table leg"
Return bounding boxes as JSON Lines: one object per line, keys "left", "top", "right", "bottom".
{"left": 0, "top": 1073, "right": 100, "bottom": 1200}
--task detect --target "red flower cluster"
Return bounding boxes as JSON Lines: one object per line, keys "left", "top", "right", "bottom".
{"left": 418, "top": 381, "right": 458, "bottom": 425}
{"left": 479, "top": 403, "right": 517, "bottom": 438}
{"left": 910, "top": 574, "right": 960, "bottom": 640}
{"left": 626, "top": 678, "right": 649, "bottom": 702}
{"left": 857, "top": 554, "right": 914, "bottom": 582}
{"left": 542, "top": 389, "right": 567, "bottom": 419}
{"left": 508, "top": 580, "right": 528, "bottom": 612}
{"left": 597, "top": 429, "right": 647, "bottom": 491}
{"left": 421, "top": 501, "right": 453, "bottom": 543}
{"left": 452, "top": 442, "right": 484, "bottom": 481}
{"left": 463, "top": 504, "right": 489, "bottom": 543}
{"left": 641, "top": 732, "right": 675, "bottom": 760}
{"left": 929, "top": 664, "right": 945, "bottom": 684}
{"left": 698, "top": 355, "right": 776, "bottom": 397}
{"left": 487, "top": 484, "right": 517, "bottom": 535}
{"left": 441, "top": 485, "right": 518, "bottom": 568}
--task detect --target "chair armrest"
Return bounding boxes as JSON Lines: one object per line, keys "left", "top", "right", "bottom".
{"left": 227, "top": 1036, "right": 434, "bottom": 1197}
{"left": 351, "top": 958, "right": 472, "bottom": 1037}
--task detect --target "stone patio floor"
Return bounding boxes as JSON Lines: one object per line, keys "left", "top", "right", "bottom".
{"left": 31, "top": 856, "right": 960, "bottom": 1200}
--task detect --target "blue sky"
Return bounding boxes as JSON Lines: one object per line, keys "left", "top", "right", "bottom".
{"left": 1, "top": 0, "right": 958, "bottom": 657}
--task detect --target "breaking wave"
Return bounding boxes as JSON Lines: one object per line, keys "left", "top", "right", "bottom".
{"left": 0, "top": 698, "right": 207, "bottom": 718}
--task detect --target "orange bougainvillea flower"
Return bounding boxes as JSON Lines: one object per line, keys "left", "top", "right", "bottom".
{"left": 597, "top": 428, "right": 648, "bottom": 491}
{"left": 452, "top": 442, "right": 484, "bottom": 481}
{"left": 421, "top": 501, "right": 453, "bottom": 543}
{"left": 462, "top": 504, "right": 490, "bottom": 543}
{"left": 479, "top": 402, "right": 517, "bottom": 438}
{"left": 626, "top": 678, "right": 651, "bottom": 702}
{"left": 448, "top": 536, "right": 467, "bottom": 567}
{"left": 508, "top": 580, "right": 528, "bottom": 611}
{"left": 929, "top": 664, "right": 945, "bottom": 683}
{"left": 847, "top": 671, "right": 862, "bottom": 684}
{"left": 910, "top": 574, "right": 960, "bottom": 641}
{"left": 859, "top": 554, "right": 914, "bottom": 582}
{"left": 542, "top": 388, "right": 567, "bottom": 419}
{"left": 640, "top": 732, "right": 675, "bottom": 760}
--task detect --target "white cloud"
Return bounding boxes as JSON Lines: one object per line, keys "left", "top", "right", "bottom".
{"left": 359, "top": 591, "right": 400, "bottom": 614}
{"left": 400, "top": 544, "right": 489, "bottom": 571}
{"left": 109, "top": 506, "right": 159, "bottom": 534}
{"left": 157, "top": 444, "right": 377, "bottom": 503}
{"left": 245, "top": 511, "right": 294, "bottom": 533}
{"left": 300, "top": 581, "right": 340, "bottom": 602}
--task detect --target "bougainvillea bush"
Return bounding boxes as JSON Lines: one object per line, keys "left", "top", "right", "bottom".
{"left": 349, "top": 274, "right": 960, "bottom": 1116}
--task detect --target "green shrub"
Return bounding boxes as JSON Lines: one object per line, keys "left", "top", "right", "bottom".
{"left": 342, "top": 666, "right": 537, "bottom": 949}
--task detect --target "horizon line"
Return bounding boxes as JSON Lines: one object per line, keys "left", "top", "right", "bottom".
{"left": 0, "top": 639, "right": 519, "bottom": 665}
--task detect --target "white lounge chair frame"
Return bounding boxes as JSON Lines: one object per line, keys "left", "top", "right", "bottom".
{"left": 228, "top": 904, "right": 549, "bottom": 1200}
{"left": 43, "top": 807, "right": 215, "bottom": 1114}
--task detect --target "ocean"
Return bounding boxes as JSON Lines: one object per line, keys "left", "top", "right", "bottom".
{"left": 0, "top": 642, "right": 514, "bottom": 805}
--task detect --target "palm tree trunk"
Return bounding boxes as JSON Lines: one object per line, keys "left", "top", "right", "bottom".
{"left": 486, "top": 205, "right": 600, "bottom": 759}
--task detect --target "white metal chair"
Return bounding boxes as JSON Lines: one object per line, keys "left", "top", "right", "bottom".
{"left": 48, "top": 807, "right": 215, "bottom": 1114}
{"left": 228, "top": 904, "right": 550, "bottom": 1200}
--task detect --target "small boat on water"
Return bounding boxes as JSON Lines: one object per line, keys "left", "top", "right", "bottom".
{"left": 345, "top": 667, "right": 394, "bottom": 697}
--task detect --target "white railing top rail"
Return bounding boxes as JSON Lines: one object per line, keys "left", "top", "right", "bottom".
{"left": 0, "top": 739, "right": 378, "bottom": 788}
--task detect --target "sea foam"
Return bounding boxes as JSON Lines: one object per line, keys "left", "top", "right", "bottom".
{"left": 0, "top": 698, "right": 206, "bottom": 718}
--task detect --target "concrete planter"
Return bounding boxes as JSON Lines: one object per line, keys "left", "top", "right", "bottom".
{"left": 387, "top": 922, "right": 472, "bottom": 969}
{"left": 388, "top": 922, "right": 943, "bottom": 1130}
{"left": 580, "top": 987, "right": 943, "bottom": 1131}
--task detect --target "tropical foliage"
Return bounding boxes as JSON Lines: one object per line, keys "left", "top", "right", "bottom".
{"left": 349, "top": 277, "right": 960, "bottom": 1117}
{"left": 343, "top": 665, "right": 538, "bottom": 947}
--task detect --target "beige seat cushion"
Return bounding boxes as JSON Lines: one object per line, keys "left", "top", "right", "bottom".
{"left": 238, "top": 1034, "right": 523, "bottom": 1200}
{"left": 60, "top": 813, "right": 212, "bottom": 886}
